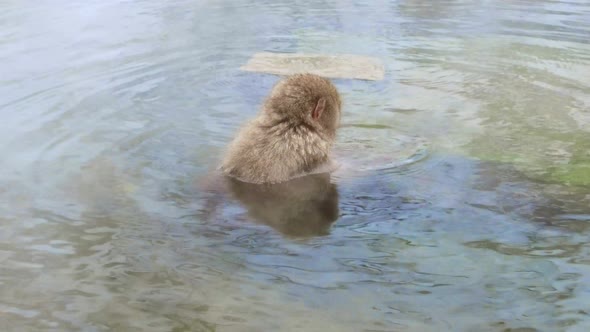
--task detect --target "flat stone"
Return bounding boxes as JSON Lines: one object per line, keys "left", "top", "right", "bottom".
{"left": 240, "top": 52, "right": 385, "bottom": 81}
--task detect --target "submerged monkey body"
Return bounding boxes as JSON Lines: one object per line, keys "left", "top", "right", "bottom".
{"left": 220, "top": 73, "right": 341, "bottom": 184}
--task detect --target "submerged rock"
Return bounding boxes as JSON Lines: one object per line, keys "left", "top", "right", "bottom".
{"left": 240, "top": 52, "right": 385, "bottom": 81}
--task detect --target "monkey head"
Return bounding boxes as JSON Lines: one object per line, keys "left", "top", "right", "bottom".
{"left": 263, "top": 73, "right": 342, "bottom": 139}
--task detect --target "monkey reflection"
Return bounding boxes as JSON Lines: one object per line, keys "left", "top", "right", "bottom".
{"left": 225, "top": 172, "right": 339, "bottom": 237}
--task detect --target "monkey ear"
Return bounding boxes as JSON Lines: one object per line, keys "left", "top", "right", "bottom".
{"left": 312, "top": 98, "right": 326, "bottom": 121}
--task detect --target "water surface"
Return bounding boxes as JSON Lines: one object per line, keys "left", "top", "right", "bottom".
{"left": 1, "top": 0, "right": 590, "bottom": 331}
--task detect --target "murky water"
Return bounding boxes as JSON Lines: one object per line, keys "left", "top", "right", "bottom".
{"left": 1, "top": 0, "right": 590, "bottom": 331}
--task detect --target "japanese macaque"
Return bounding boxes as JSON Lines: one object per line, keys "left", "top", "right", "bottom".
{"left": 220, "top": 73, "right": 342, "bottom": 184}
{"left": 200, "top": 73, "right": 343, "bottom": 236}
{"left": 225, "top": 173, "right": 339, "bottom": 237}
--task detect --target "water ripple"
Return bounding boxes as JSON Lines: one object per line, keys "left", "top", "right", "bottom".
{"left": 1, "top": 0, "right": 590, "bottom": 331}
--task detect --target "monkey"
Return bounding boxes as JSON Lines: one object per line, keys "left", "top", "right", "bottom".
{"left": 219, "top": 73, "right": 342, "bottom": 184}
{"left": 198, "top": 73, "right": 343, "bottom": 235}
{"left": 224, "top": 172, "right": 339, "bottom": 237}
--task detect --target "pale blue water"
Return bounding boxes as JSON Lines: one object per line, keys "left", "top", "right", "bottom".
{"left": 1, "top": 1, "right": 590, "bottom": 331}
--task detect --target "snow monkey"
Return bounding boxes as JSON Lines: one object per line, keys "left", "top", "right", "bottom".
{"left": 220, "top": 73, "right": 342, "bottom": 184}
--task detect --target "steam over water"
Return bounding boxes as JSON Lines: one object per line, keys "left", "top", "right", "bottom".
{"left": 1, "top": 1, "right": 590, "bottom": 331}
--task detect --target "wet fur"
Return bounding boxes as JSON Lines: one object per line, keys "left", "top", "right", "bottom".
{"left": 220, "top": 73, "right": 342, "bottom": 184}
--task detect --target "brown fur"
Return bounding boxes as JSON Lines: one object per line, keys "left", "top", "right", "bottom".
{"left": 220, "top": 73, "right": 342, "bottom": 184}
